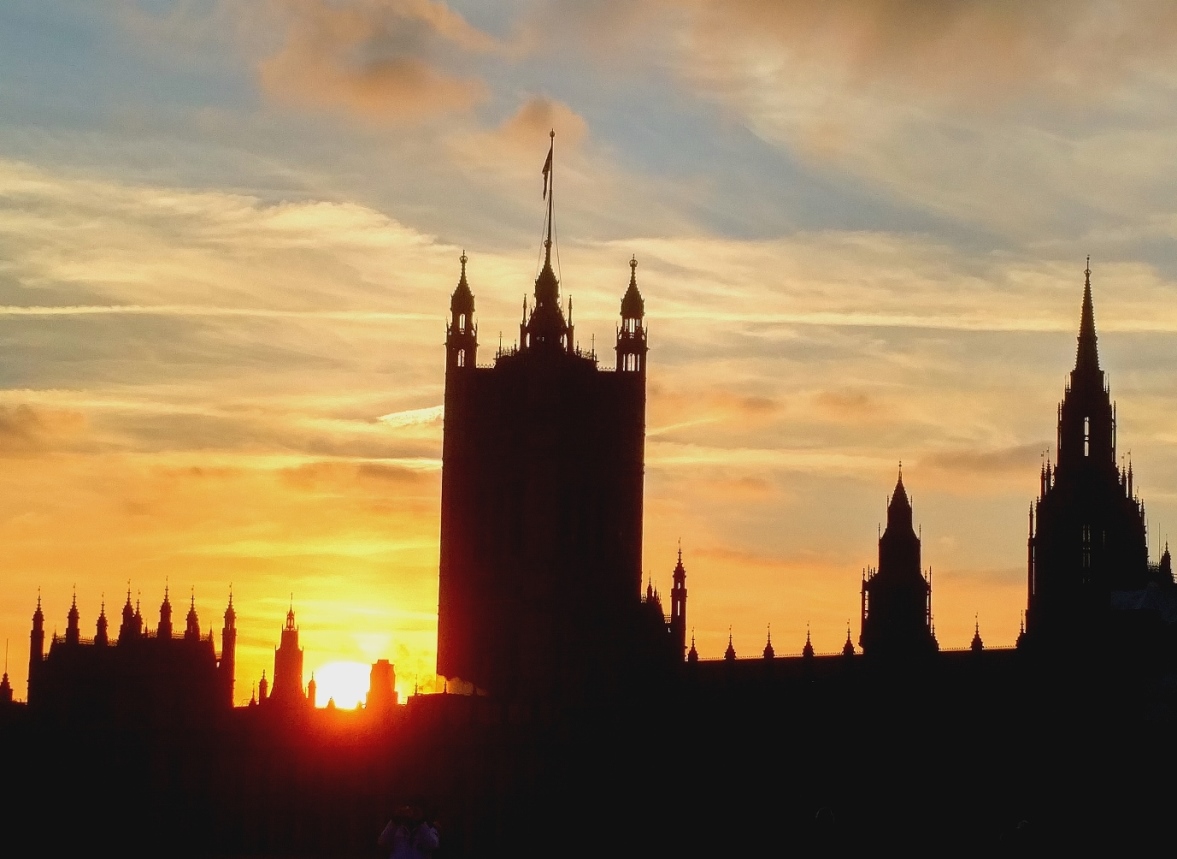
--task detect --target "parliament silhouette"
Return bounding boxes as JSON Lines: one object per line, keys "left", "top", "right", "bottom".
{"left": 3, "top": 148, "right": 1177, "bottom": 854}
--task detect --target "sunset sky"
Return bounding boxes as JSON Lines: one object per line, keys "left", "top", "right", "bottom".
{"left": 4, "top": 1, "right": 1177, "bottom": 705}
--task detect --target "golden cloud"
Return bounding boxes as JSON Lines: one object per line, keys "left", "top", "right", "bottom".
{"left": 258, "top": 0, "right": 495, "bottom": 122}
{"left": 0, "top": 404, "right": 87, "bottom": 456}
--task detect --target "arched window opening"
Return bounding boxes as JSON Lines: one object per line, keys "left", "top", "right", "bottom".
{"left": 1084, "top": 416, "right": 1090, "bottom": 457}
{"left": 457, "top": 350, "right": 466, "bottom": 367}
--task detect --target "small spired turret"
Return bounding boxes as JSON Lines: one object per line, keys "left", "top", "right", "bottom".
{"left": 95, "top": 599, "right": 109, "bottom": 647}
{"left": 120, "top": 589, "right": 137, "bottom": 644}
{"left": 687, "top": 634, "right": 699, "bottom": 664}
{"left": 159, "top": 586, "right": 173, "bottom": 640}
{"left": 446, "top": 251, "right": 478, "bottom": 370}
{"left": 763, "top": 626, "right": 775, "bottom": 660}
{"left": 802, "top": 626, "right": 815, "bottom": 659}
{"left": 65, "top": 591, "right": 81, "bottom": 646}
{"left": 616, "top": 256, "right": 647, "bottom": 374}
{"left": 971, "top": 617, "right": 985, "bottom": 653}
{"left": 842, "top": 624, "right": 856, "bottom": 658}
{"left": 185, "top": 592, "right": 201, "bottom": 642}
{"left": 724, "top": 630, "right": 737, "bottom": 662}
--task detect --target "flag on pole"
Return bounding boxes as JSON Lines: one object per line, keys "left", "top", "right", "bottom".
{"left": 542, "top": 137, "right": 553, "bottom": 199}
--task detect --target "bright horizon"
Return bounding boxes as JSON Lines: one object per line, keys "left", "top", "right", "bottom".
{"left": 5, "top": 2, "right": 1177, "bottom": 704}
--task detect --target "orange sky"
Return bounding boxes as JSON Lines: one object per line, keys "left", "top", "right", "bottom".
{"left": 4, "top": 2, "right": 1177, "bottom": 704}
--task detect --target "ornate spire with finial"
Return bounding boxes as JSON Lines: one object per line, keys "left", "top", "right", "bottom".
{"left": 802, "top": 623, "right": 815, "bottom": 658}
{"left": 842, "top": 622, "right": 855, "bottom": 657}
{"left": 971, "top": 614, "right": 984, "bottom": 652}
{"left": 724, "top": 627, "right": 736, "bottom": 661}
{"left": 763, "top": 624, "right": 775, "bottom": 659}
{"left": 687, "top": 631, "right": 698, "bottom": 663}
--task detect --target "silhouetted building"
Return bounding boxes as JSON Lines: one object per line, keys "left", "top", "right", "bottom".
{"left": 27, "top": 588, "right": 235, "bottom": 722}
{"left": 1025, "top": 262, "right": 1172, "bottom": 651}
{"left": 367, "top": 659, "right": 398, "bottom": 711}
{"left": 435, "top": 161, "right": 657, "bottom": 703}
{"left": 859, "top": 469, "right": 938, "bottom": 658}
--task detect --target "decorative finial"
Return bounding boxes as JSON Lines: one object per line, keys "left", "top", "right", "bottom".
{"left": 1085, "top": 255, "right": 1091, "bottom": 286}
{"left": 460, "top": 249, "right": 468, "bottom": 274}
{"left": 550, "top": 128, "right": 555, "bottom": 140}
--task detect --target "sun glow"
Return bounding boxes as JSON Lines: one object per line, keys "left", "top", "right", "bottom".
{"left": 310, "top": 660, "right": 371, "bottom": 709}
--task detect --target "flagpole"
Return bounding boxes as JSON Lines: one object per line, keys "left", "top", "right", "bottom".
{"left": 545, "top": 129, "right": 554, "bottom": 263}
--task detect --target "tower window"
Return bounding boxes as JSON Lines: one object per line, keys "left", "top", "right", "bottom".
{"left": 457, "top": 350, "right": 466, "bottom": 367}
{"left": 458, "top": 313, "right": 466, "bottom": 332}
{"left": 1082, "top": 524, "right": 1091, "bottom": 569}
{"left": 1084, "top": 416, "right": 1090, "bottom": 457}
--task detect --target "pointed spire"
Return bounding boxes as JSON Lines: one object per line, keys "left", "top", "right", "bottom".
{"left": 621, "top": 255, "right": 644, "bottom": 320}
{"left": 450, "top": 250, "right": 474, "bottom": 314}
{"left": 802, "top": 624, "right": 815, "bottom": 659}
{"left": 763, "top": 625, "right": 775, "bottom": 660}
{"left": 724, "top": 628, "right": 736, "bottom": 661}
{"left": 687, "top": 631, "right": 698, "bottom": 663}
{"left": 886, "top": 463, "right": 913, "bottom": 531}
{"left": 1075, "top": 255, "right": 1101, "bottom": 377}
{"left": 971, "top": 614, "right": 984, "bottom": 652}
{"left": 842, "top": 622, "right": 855, "bottom": 657}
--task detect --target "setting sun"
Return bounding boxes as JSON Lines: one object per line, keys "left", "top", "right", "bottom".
{"left": 310, "top": 661, "right": 371, "bottom": 709}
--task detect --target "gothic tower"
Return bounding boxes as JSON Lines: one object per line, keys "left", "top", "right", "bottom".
{"left": 221, "top": 592, "right": 237, "bottom": 707}
{"left": 435, "top": 134, "right": 650, "bottom": 704}
{"left": 271, "top": 605, "right": 305, "bottom": 705}
{"left": 670, "top": 547, "right": 687, "bottom": 660}
{"left": 860, "top": 469, "right": 936, "bottom": 659}
{"left": 28, "top": 595, "right": 43, "bottom": 699}
{"left": 1026, "top": 262, "right": 1151, "bottom": 650}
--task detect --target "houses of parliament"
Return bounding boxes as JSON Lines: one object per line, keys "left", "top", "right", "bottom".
{"left": 3, "top": 153, "right": 1177, "bottom": 852}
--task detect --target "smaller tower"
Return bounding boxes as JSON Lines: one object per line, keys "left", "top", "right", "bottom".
{"left": 65, "top": 591, "right": 80, "bottom": 646}
{"left": 95, "top": 599, "right": 109, "bottom": 647}
{"left": 307, "top": 673, "right": 317, "bottom": 709}
{"left": 258, "top": 670, "right": 268, "bottom": 703}
{"left": 616, "top": 256, "right": 648, "bottom": 373}
{"left": 724, "top": 630, "right": 736, "bottom": 662}
{"left": 687, "top": 634, "right": 698, "bottom": 664}
{"left": 971, "top": 617, "right": 984, "bottom": 652}
{"left": 802, "top": 626, "right": 814, "bottom": 659}
{"left": 842, "top": 624, "right": 856, "bottom": 657}
{"left": 670, "top": 545, "right": 687, "bottom": 660}
{"left": 185, "top": 592, "right": 200, "bottom": 642}
{"left": 158, "top": 585, "right": 173, "bottom": 640}
{"left": 762, "top": 626, "right": 775, "bottom": 660}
